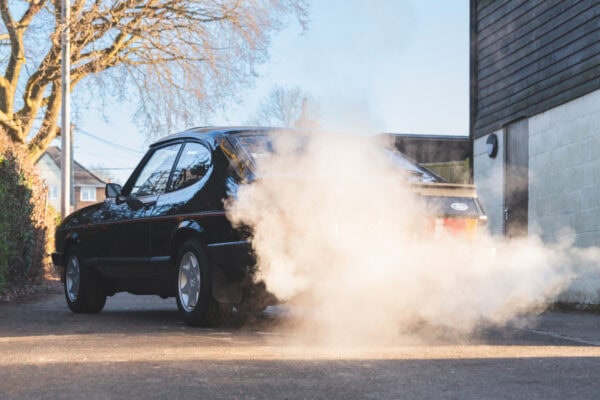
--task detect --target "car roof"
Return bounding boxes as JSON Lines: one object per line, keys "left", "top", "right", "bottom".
{"left": 149, "top": 126, "right": 443, "bottom": 183}
{"left": 150, "top": 126, "right": 299, "bottom": 149}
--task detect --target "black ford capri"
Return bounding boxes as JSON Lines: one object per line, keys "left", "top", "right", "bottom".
{"left": 52, "top": 127, "right": 486, "bottom": 326}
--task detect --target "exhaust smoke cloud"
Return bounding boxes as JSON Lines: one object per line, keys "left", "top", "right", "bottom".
{"left": 226, "top": 131, "right": 596, "bottom": 344}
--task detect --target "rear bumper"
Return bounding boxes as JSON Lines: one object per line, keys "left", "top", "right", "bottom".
{"left": 206, "top": 240, "right": 254, "bottom": 281}
{"left": 206, "top": 241, "right": 255, "bottom": 303}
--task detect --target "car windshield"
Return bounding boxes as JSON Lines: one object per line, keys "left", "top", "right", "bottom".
{"left": 226, "top": 132, "right": 439, "bottom": 183}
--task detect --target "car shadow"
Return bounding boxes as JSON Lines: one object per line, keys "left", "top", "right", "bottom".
{"left": 0, "top": 291, "right": 288, "bottom": 338}
{"left": 2, "top": 291, "right": 599, "bottom": 348}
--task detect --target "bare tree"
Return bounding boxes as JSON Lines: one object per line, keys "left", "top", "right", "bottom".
{"left": 87, "top": 163, "right": 116, "bottom": 183}
{"left": 0, "top": 0, "right": 308, "bottom": 161}
{"left": 248, "top": 85, "right": 319, "bottom": 128}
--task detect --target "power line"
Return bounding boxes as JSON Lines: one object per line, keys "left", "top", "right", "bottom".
{"left": 86, "top": 167, "right": 134, "bottom": 171}
{"left": 71, "top": 147, "right": 139, "bottom": 159}
{"left": 74, "top": 127, "right": 144, "bottom": 155}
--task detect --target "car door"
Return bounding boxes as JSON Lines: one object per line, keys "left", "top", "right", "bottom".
{"left": 150, "top": 141, "right": 217, "bottom": 258}
{"left": 101, "top": 142, "right": 182, "bottom": 280}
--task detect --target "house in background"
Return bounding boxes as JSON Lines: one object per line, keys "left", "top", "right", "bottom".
{"left": 380, "top": 133, "right": 471, "bottom": 183}
{"left": 35, "top": 146, "right": 106, "bottom": 212}
{"left": 471, "top": 1, "right": 600, "bottom": 302}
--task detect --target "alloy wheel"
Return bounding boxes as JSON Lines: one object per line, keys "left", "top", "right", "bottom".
{"left": 66, "top": 255, "right": 80, "bottom": 302}
{"left": 178, "top": 251, "right": 201, "bottom": 312}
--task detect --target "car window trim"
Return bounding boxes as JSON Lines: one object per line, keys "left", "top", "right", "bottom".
{"left": 224, "top": 136, "right": 256, "bottom": 181}
{"left": 122, "top": 140, "right": 185, "bottom": 197}
{"left": 164, "top": 139, "right": 212, "bottom": 194}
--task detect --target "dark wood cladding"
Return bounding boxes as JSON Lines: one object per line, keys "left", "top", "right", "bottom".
{"left": 471, "top": 0, "right": 600, "bottom": 139}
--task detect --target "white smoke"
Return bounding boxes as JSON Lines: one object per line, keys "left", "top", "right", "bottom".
{"left": 226, "top": 130, "right": 593, "bottom": 344}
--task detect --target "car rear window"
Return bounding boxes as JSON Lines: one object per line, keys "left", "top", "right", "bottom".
{"left": 227, "top": 133, "right": 440, "bottom": 184}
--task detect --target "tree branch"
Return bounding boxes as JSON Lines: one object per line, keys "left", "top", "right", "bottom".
{"left": 19, "top": 0, "right": 46, "bottom": 28}
{"left": 27, "top": 82, "right": 61, "bottom": 160}
{"left": 0, "top": 0, "right": 19, "bottom": 109}
{"left": 0, "top": 0, "right": 309, "bottom": 162}
{"left": 16, "top": 45, "right": 61, "bottom": 140}
{"left": 0, "top": 108, "right": 24, "bottom": 142}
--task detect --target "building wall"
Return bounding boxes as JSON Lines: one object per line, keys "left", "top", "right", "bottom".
{"left": 74, "top": 186, "right": 105, "bottom": 211}
{"left": 529, "top": 89, "right": 600, "bottom": 304}
{"left": 529, "top": 89, "right": 600, "bottom": 246}
{"left": 473, "top": 129, "right": 505, "bottom": 235}
{"left": 471, "top": 0, "right": 600, "bottom": 304}
{"left": 37, "top": 158, "right": 105, "bottom": 212}
{"left": 36, "top": 154, "right": 61, "bottom": 211}
{"left": 471, "top": 0, "right": 600, "bottom": 139}
{"left": 475, "top": 90, "right": 600, "bottom": 304}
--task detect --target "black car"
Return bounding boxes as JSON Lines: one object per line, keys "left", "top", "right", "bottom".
{"left": 52, "top": 127, "right": 278, "bottom": 326}
{"left": 52, "top": 127, "right": 486, "bottom": 327}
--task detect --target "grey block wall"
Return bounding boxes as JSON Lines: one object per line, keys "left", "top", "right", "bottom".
{"left": 473, "top": 129, "right": 505, "bottom": 236}
{"left": 528, "top": 89, "right": 600, "bottom": 304}
{"left": 529, "top": 89, "right": 600, "bottom": 246}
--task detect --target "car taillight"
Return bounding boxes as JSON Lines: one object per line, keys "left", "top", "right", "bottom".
{"left": 426, "top": 217, "right": 481, "bottom": 238}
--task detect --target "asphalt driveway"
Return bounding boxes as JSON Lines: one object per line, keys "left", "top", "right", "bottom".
{"left": 2, "top": 284, "right": 600, "bottom": 399}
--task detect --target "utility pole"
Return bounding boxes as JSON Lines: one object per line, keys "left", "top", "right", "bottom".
{"left": 70, "top": 124, "right": 75, "bottom": 210}
{"left": 60, "top": 0, "right": 71, "bottom": 218}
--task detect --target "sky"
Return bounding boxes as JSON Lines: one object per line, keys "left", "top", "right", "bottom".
{"left": 70, "top": 0, "right": 469, "bottom": 183}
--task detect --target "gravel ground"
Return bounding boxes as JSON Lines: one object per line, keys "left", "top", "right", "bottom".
{"left": 0, "top": 277, "right": 62, "bottom": 304}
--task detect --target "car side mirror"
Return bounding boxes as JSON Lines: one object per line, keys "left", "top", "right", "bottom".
{"left": 105, "top": 183, "right": 122, "bottom": 198}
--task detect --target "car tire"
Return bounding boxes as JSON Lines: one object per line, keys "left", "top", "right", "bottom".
{"left": 175, "top": 239, "right": 231, "bottom": 327}
{"left": 64, "top": 246, "right": 107, "bottom": 313}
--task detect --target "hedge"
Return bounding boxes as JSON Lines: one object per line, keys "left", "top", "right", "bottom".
{"left": 0, "top": 142, "right": 51, "bottom": 294}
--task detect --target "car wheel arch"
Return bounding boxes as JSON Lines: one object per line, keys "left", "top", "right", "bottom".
{"left": 170, "top": 222, "right": 206, "bottom": 264}
{"left": 63, "top": 244, "right": 107, "bottom": 313}
{"left": 60, "top": 232, "right": 81, "bottom": 279}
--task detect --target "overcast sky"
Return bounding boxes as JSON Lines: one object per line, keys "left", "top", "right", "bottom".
{"left": 72, "top": 0, "right": 469, "bottom": 183}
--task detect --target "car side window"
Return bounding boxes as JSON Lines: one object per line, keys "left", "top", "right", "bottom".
{"left": 130, "top": 144, "right": 181, "bottom": 197}
{"left": 168, "top": 142, "right": 212, "bottom": 192}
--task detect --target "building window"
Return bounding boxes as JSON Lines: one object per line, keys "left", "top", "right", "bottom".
{"left": 80, "top": 187, "right": 97, "bottom": 202}
{"left": 48, "top": 185, "right": 59, "bottom": 200}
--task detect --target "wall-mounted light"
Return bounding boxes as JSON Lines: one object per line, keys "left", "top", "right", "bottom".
{"left": 486, "top": 133, "right": 498, "bottom": 158}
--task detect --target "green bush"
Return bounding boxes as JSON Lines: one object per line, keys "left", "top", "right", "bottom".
{"left": 0, "top": 143, "right": 50, "bottom": 293}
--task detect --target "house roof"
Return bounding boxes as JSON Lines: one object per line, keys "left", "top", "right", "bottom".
{"left": 39, "top": 146, "right": 106, "bottom": 187}
{"left": 378, "top": 133, "right": 470, "bottom": 164}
